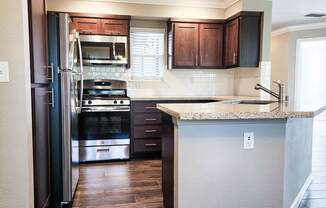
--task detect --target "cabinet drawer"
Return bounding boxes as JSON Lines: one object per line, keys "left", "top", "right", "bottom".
{"left": 133, "top": 125, "right": 162, "bottom": 138}
{"left": 133, "top": 102, "right": 159, "bottom": 113}
{"left": 134, "top": 139, "right": 161, "bottom": 153}
{"left": 101, "top": 19, "right": 129, "bottom": 35}
{"left": 134, "top": 113, "right": 162, "bottom": 125}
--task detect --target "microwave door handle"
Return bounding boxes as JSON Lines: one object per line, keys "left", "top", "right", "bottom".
{"left": 76, "top": 33, "right": 84, "bottom": 113}
{"left": 112, "top": 43, "right": 116, "bottom": 60}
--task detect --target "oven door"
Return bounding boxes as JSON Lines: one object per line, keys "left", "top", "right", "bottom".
{"left": 79, "top": 110, "right": 130, "bottom": 142}
{"left": 78, "top": 109, "right": 130, "bottom": 161}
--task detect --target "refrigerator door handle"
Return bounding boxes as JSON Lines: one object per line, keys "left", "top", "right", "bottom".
{"left": 76, "top": 33, "right": 84, "bottom": 114}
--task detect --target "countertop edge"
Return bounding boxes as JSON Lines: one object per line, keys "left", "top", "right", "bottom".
{"left": 157, "top": 104, "right": 315, "bottom": 121}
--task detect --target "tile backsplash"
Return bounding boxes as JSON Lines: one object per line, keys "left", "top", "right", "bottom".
{"left": 83, "top": 65, "right": 130, "bottom": 80}
{"left": 83, "top": 65, "right": 236, "bottom": 97}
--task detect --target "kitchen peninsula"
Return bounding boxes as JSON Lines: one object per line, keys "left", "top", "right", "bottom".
{"left": 157, "top": 101, "right": 326, "bottom": 208}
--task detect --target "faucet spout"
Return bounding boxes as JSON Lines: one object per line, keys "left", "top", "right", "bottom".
{"left": 254, "top": 81, "right": 285, "bottom": 103}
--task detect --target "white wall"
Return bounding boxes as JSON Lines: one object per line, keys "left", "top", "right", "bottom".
{"left": 271, "top": 27, "right": 326, "bottom": 106}
{"left": 175, "top": 120, "right": 286, "bottom": 208}
{"left": 271, "top": 33, "right": 290, "bottom": 94}
{"left": 233, "top": 0, "right": 273, "bottom": 98}
{"left": 0, "top": 0, "right": 34, "bottom": 207}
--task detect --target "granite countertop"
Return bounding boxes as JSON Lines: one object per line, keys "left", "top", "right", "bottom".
{"left": 157, "top": 101, "right": 326, "bottom": 120}
{"left": 129, "top": 95, "right": 269, "bottom": 102}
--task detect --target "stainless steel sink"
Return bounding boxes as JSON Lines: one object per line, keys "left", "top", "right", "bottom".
{"left": 238, "top": 100, "right": 277, "bottom": 105}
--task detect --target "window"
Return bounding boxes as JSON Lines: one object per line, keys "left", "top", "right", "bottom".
{"left": 130, "top": 28, "right": 165, "bottom": 80}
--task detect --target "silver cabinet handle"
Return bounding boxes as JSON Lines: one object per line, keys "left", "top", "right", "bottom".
{"left": 97, "top": 148, "right": 110, "bottom": 152}
{"left": 46, "top": 63, "right": 54, "bottom": 83}
{"left": 145, "top": 106, "right": 156, "bottom": 109}
{"left": 145, "top": 130, "right": 158, "bottom": 133}
{"left": 145, "top": 143, "right": 158, "bottom": 147}
{"left": 233, "top": 53, "right": 237, "bottom": 64}
{"left": 145, "top": 118, "right": 157, "bottom": 121}
{"left": 47, "top": 88, "right": 54, "bottom": 108}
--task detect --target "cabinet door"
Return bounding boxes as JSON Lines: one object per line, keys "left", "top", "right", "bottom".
{"left": 224, "top": 18, "right": 239, "bottom": 67}
{"left": 199, "top": 24, "right": 223, "bottom": 68}
{"left": 173, "top": 23, "right": 199, "bottom": 68}
{"left": 32, "top": 87, "right": 51, "bottom": 208}
{"left": 28, "top": 0, "right": 49, "bottom": 84}
{"left": 73, "top": 18, "right": 101, "bottom": 34}
{"left": 100, "top": 19, "right": 129, "bottom": 35}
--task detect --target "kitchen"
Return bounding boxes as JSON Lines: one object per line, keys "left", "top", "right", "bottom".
{"left": 2, "top": 0, "right": 326, "bottom": 208}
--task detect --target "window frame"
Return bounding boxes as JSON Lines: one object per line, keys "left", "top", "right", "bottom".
{"left": 130, "top": 27, "right": 166, "bottom": 81}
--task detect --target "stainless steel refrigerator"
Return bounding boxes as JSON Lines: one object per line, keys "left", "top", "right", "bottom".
{"left": 48, "top": 12, "right": 84, "bottom": 207}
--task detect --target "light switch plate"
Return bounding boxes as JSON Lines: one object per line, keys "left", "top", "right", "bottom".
{"left": 0, "top": 62, "right": 9, "bottom": 82}
{"left": 244, "top": 132, "right": 255, "bottom": 149}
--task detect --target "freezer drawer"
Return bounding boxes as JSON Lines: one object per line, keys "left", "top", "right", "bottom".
{"left": 79, "top": 145, "right": 130, "bottom": 162}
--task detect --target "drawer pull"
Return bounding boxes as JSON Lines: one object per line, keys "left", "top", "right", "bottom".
{"left": 97, "top": 148, "right": 110, "bottom": 152}
{"left": 145, "top": 118, "right": 157, "bottom": 121}
{"left": 145, "top": 143, "right": 158, "bottom": 147}
{"left": 145, "top": 106, "right": 156, "bottom": 109}
{"left": 145, "top": 130, "right": 158, "bottom": 133}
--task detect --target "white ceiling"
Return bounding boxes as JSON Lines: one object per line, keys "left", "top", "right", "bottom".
{"left": 273, "top": 0, "right": 326, "bottom": 29}
{"left": 87, "top": 0, "right": 326, "bottom": 29}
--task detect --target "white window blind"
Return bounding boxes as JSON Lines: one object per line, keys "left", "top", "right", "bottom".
{"left": 130, "top": 28, "right": 164, "bottom": 80}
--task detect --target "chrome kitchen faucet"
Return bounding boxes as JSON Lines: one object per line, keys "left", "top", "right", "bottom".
{"left": 254, "top": 80, "right": 285, "bottom": 103}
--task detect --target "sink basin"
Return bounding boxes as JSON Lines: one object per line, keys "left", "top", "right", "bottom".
{"left": 238, "top": 100, "right": 277, "bottom": 105}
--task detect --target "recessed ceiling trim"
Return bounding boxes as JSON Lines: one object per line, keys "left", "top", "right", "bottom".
{"left": 272, "top": 21, "right": 326, "bottom": 37}
{"left": 86, "top": 0, "right": 241, "bottom": 9}
{"left": 224, "top": 0, "right": 241, "bottom": 8}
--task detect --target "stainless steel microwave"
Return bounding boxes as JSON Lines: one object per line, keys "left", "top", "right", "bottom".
{"left": 79, "top": 35, "right": 128, "bottom": 65}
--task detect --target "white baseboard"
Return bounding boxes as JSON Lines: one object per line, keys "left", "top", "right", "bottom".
{"left": 290, "top": 174, "right": 312, "bottom": 208}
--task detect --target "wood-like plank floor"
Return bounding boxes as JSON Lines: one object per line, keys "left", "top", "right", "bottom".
{"left": 73, "top": 160, "right": 163, "bottom": 208}
{"left": 300, "top": 119, "right": 326, "bottom": 208}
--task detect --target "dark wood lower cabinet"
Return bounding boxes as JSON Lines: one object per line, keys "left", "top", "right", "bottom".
{"left": 161, "top": 113, "right": 174, "bottom": 208}
{"left": 31, "top": 87, "right": 51, "bottom": 208}
{"left": 130, "top": 100, "right": 216, "bottom": 158}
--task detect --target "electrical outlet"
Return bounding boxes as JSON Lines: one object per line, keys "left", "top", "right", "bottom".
{"left": 244, "top": 132, "right": 254, "bottom": 149}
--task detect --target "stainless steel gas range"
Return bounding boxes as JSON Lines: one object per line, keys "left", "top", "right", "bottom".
{"left": 78, "top": 80, "right": 130, "bottom": 162}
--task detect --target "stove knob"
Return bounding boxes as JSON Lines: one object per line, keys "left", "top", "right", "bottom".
{"left": 88, "top": 100, "right": 92, "bottom": 105}
{"left": 113, "top": 100, "right": 118, "bottom": 104}
{"left": 120, "top": 100, "right": 124, "bottom": 104}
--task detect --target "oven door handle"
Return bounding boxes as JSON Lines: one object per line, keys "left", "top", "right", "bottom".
{"left": 81, "top": 107, "right": 130, "bottom": 112}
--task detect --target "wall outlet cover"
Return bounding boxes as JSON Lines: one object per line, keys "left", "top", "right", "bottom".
{"left": 0, "top": 62, "right": 9, "bottom": 82}
{"left": 244, "top": 132, "right": 255, "bottom": 149}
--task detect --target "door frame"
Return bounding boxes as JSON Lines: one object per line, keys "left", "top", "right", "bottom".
{"left": 294, "top": 37, "right": 326, "bottom": 108}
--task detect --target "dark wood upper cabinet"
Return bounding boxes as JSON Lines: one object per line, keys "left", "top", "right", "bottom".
{"left": 101, "top": 19, "right": 129, "bottom": 35}
{"left": 31, "top": 87, "right": 51, "bottom": 208}
{"left": 199, "top": 24, "right": 224, "bottom": 68}
{"left": 173, "top": 23, "right": 199, "bottom": 68}
{"left": 224, "top": 18, "right": 239, "bottom": 67}
{"left": 72, "top": 17, "right": 129, "bottom": 36}
{"left": 72, "top": 17, "right": 101, "bottom": 35}
{"left": 169, "top": 22, "right": 223, "bottom": 69}
{"left": 168, "top": 12, "right": 262, "bottom": 69}
{"left": 28, "top": 0, "right": 49, "bottom": 84}
{"left": 224, "top": 13, "right": 262, "bottom": 68}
